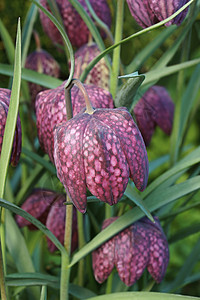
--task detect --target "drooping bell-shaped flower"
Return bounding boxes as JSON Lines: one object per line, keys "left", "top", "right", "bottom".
{"left": 126, "top": 0, "right": 190, "bottom": 28}
{"left": 69, "top": 42, "right": 110, "bottom": 91}
{"left": 92, "top": 216, "right": 169, "bottom": 286}
{"left": 0, "top": 88, "right": 21, "bottom": 166}
{"left": 54, "top": 103, "right": 149, "bottom": 213}
{"left": 39, "top": 0, "right": 111, "bottom": 48}
{"left": 35, "top": 81, "right": 114, "bottom": 163}
{"left": 16, "top": 188, "right": 78, "bottom": 253}
{"left": 25, "top": 31, "right": 60, "bottom": 108}
{"left": 133, "top": 85, "right": 174, "bottom": 146}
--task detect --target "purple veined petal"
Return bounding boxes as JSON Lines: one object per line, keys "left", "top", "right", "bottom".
{"left": 15, "top": 189, "right": 58, "bottom": 230}
{"left": 92, "top": 217, "right": 118, "bottom": 283}
{"left": 149, "top": 0, "right": 189, "bottom": 26}
{"left": 115, "top": 223, "right": 150, "bottom": 286}
{"left": 54, "top": 113, "right": 90, "bottom": 213}
{"left": 93, "top": 107, "right": 149, "bottom": 191}
{"left": 126, "top": 0, "right": 158, "bottom": 28}
{"left": 133, "top": 98, "right": 156, "bottom": 146}
{"left": 83, "top": 116, "right": 129, "bottom": 206}
{"left": 140, "top": 216, "right": 169, "bottom": 282}
{"left": 147, "top": 226, "right": 169, "bottom": 282}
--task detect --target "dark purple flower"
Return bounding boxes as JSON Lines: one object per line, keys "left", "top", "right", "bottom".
{"left": 133, "top": 85, "right": 174, "bottom": 146}
{"left": 39, "top": 0, "right": 111, "bottom": 48}
{"left": 0, "top": 88, "right": 21, "bottom": 166}
{"left": 69, "top": 43, "right": 110, "bottom": 91}
{"left": 35, "top": 81, "right": 114, "bottom": 163}
{"left": 126, "top": 0, "right": 189, "bottom": 28}
{"left": 54, "top": 107, "right": 149, "bottom": 213}
{"left": 15, "top": 189, "right": 78, "bottom": 253}
{"left": 92, "top": 216, "right": 169, "bottom": 286}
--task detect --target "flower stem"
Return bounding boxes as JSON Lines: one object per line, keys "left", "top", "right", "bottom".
{"left": 109, "top": 0, "right": 124, "bottom": 98}
{"left": 77, "top": 211, "right": 86, "bottom": 286}
{"left": 106, "top": 272, "right": 113, "bottom": 294}
{"left": 72, "top": 79, "right": 94, "bottom": 114}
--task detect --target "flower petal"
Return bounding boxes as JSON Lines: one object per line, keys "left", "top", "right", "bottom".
{"left": 94, "top": 108, "right": 149, "bottom": 191}
{"left": 146, "top": 218, "right": 169, "bottom": 282}
{"left": 92, "top": 217, "right": 117, "bottom": 283}
{"left": 54, "top": 114, "right": 89, "bottom": 213}
{"left": 83, "top": 116, "right": 129, "bottom": 205}
{"left": 115, "top": 223, "right": 150, "bottom": 286}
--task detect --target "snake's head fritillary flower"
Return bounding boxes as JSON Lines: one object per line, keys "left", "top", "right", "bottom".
{"left": 35, "top": 81, "right": 114, "bottom": 163}
{"left": 25, "top": 32, "right": 60, "bottom": 108}
{"left": 126, "top": 0, "right": 189, "bottom": 28}
{"left": 69, "top": 43, "right": 110, "bottom": 91}
{"left": 133, "top": 85, "right": 174, "bottom": 146}
{"left": 54, "top": 106, "right": 149, "bottom": 213}
{"left": 39, "top": 0, "right": 111, "bottom": 48}
{"left": 92, "top": 216, "right": 169, "bottom": 286}
{"left": 0, "top": 88, "right": 21, "bottom": 166}
{"left": 15, "top": 189, "right": 78, "bottom": 253}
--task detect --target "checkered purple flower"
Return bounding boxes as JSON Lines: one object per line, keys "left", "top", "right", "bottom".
{"left": 126, "top": 0, "right": 190, "bottom": 28}
{"left": 133, "top": 85, "right": 174, "bottom": 146}
{"left": 0, "top": 88, "right": 21, "bottom": 166}
{"left": 54, "top": 107, "right": 149, "bottom": 213}
{"left": 15, "top": 189, "right": 78, "bottom": 253}
{"left": 92, "top": 216, "right": 169, "bottom": 286}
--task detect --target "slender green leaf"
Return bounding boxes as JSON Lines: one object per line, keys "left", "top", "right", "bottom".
{"left": 0, "top": 64, "right": 63, "bottom": 88}
{"left": 126, "top": 25, "right": 177, "bottom": 73}
{"left": 0, "top": 198, "right": 67, "bottom": 255}
{"left": 164, "top": 238, "right": 200, "bottom": 293}
{"left": 6, "top": 273, "right": 59, "bottom": 288}
{"left": 69, "top": 283, "right": 97, "bottom": 299}
{"left": 114, "top": 74, "right": 145, "bottom": 109}
{"left": 149, "top": 155, "right": 169, "bottom": 174}
{"left": 22, "top": 148, "right": 56, "bottom": 175}
{"left": 0, "top": 19, "right": 15, "bottom": 64}
{"left": 143, "top": 58, "right": 200, "bottom": 87}
{"left": 15, "top": 164, "right": 45, "bottom": 205}
{"left": 80, "top": 0, "right": 195, "bottom": 81}
{"left": 142, "top": 147, "right": 200, "bottom": 198}
{"left": 172, "top": 64, "right": 200, "bottom": 162}
{"left": 0, "top": 18, "right": 21, "bottom": 198}
{"left": 21, "top": 2, "right": 38, "bottom": 67}
{"left": 5, "top": 212, "right": 40, "bottom": 299}
{"left": 169, "top": 223, "right": 200, "bottom": 244}
{"left": 124, "top": 182, "right": 154, "bottom": 222}
{"left": 84, "top": 291, "right": 199, "bottom": 300}
{"left": 69, "top": 176, "right": 200, "bottom": 267}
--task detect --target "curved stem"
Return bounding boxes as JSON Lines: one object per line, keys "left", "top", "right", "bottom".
{"left": 110, "top": 0, "right": 124, "bottom": 99}
{"left": 71, "top": 79, "right": 94, "bottom": 114}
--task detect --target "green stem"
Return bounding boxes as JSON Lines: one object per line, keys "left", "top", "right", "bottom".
{"left": 0, "top": 238, "right": 7, "bottom": 300}
{"left": 109, "top": 0, "right": 124, "bottom": 98}
{"left": 77, "top": 211, "right": 86, "bottom": 286}
{"left": 105, "top": 204, "right": 112, "bottom": 220}
{"left": 106, "top": 272, "right": 113, "bottom": 294}
{"left": 60, "top": 252, "right": 70, "bottom": 300}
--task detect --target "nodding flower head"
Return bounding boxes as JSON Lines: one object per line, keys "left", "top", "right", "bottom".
{"left": 15, "top": 189, "right": 78, "bottom": 253}
{"left": 126, "top": 0, "right": 190, "bottom": 28}
{"left": 70, "top": 42, "right": 110, "bottom": 91}
{"left": 133, "top": 85, "right": 174, "bottom": 146}
{"left": 0, "top": 88, "right": 21, "bottom": 166}
{"left": 92, "top": 216, "right": 169, "bottom": 286}
{"left": 35, "top": 81, "right": 114, "bottom": 163}
{"left": 54, "top": 106, "right": 149, "bottom": 213}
